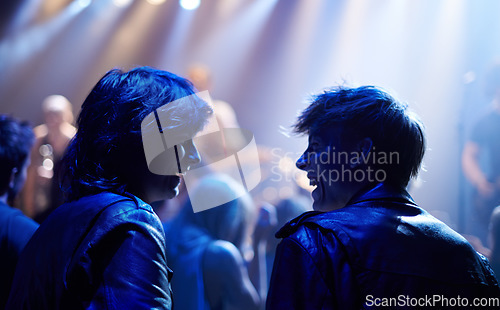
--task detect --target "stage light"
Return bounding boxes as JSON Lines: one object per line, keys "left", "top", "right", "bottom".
{"left": 180, "top": 0, "right": 200, "bottom": 10}
{"left": 147, "top": 0, "right": 166, "bottom": 5}
{"left": 76, "top": 0, "right": 92, "bottom": 9}
{"left": 113, "top": 0, "right": 134, "bottom": 8}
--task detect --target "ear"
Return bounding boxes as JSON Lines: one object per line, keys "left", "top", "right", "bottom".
{"left": 350, "top": 138, "right": 373, "bottom": 168}
{"left": 8, "top": 167, "right": 18, "bottom": 190}
{"left": 358, "top": 137, "right": 373, "bottom": 157}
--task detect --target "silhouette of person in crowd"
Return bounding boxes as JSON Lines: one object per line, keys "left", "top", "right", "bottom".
{"left": 22, "top": 95, "right": 76, "bottom": 222}
{"left": 164, "top": 174, "right": 270, "bottom": 309}
{"left": 0, "top": 115, "right": 39, "bottom": 309}
{"left": 463, "top": 62, "right": 500, "bottom": 243}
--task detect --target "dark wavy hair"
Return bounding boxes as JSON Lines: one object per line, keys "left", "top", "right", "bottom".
{"left": 61, "top": 66, "right": 213, "bottom": 201}
{"left": 294, "top": 85, "right": 426, "bottom": 187}
{"left": 0, "top": 115, "right": 34, "bottom": 195}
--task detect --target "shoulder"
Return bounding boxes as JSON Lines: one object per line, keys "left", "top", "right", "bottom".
{"left": 0, "top": 202, "right": 21, "bottom": 219}
{"left": 101, "top": 193, "right": 156, "bottom": 218}
{"left": 62, "top": 123, "right": 76, "bottom": 139}
{"left": 0, "top": 203, "right": 37, "bottom": 227}
{"left": 274, "top": 204, "right": 416, "bottom": 258}
{"left": 203, "top": 240, "right": 253, "bottom": 284}
{"left": 65, "top": 194, "right": 167, "bottom": 274}
{"left": 33, "top": 124, "right": 48, "bottom": 139}
{"left": 202, "top": 241, "right": 247, "bottom": 295}
{"left": 95, "top": 193, "right": 164, "bottom": 237}
{"left": 275, "top": 211, "right": 353, "bottom": 265}
{"left": 275, "top": 211, "right": 324, "bottom": 238}
{"left": 0, "top": 204, "right": 38, "bottom": 237}
{"left": 0, "top": 204, "right": 38, "bottom": 247}
{"left": 58, "top": 192, "right": 164, "bottom": 242}
{"left": 276, "top": 210, "right": 352, "bottom": 244}
{"left": 204, "top": 240, "right": 244, "bottom": 271}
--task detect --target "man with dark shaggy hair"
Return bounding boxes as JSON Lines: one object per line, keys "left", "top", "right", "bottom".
{"left": 267, "top": 86, "right": 500, "bottom": 309}
{"left": 6, "top": 67, "right": 212, "bottom": 310}
{"left": 0, "top": 115, "right": 39, "bottom": 309}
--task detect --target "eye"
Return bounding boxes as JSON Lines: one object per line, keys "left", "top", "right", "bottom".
{"left": 308, "top": 142, "right": 320, "bottom": 151}
{"left": 176, "top": 144, "right": 186, "bottom": 158}
{"left": 182, "top": 139, "right": 195, "bottom": 151}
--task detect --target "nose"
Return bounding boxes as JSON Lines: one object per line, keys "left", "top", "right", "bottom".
{"left": 183, "top": 140, "right": 201, "bottom": 168}
{"left": 296, "top": 152, "right": 308, "bottom": 171}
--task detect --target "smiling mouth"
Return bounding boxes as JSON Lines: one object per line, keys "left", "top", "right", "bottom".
{"left": 308, "top": 175, "right": 319, "bottom": 187}
{"left": 308, "top": 175, "right": 321, "bottom": 202}
{"left": 168, "top": 175, "right": 182, "bottom": 188}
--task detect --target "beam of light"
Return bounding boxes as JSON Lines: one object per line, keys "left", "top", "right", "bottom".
{"left": 180, "top": 0, "right": 200, "bottom": 11}
{"left": 355, "top": 0, "right": 409, "bottom": 85}
{"left": 113, "top": 0, "right": 134, "bottom": 8}
{"left": 404, "top": 0, "right": 466, "bottom": 221}
{"left": 0, "top": 1, "right": 89, "bottom": 88}
{"left": 416, "top": 0, "right": 466, "bottom": 109}
{"left": 76, "top": 0, "right": 92, "bottom": 10}
{"left": 147, "top": 0, "right": 167, "bottom": 5}
{"left": 214, "top": 0, "right": 240, "bottom": 20}
{"left": 190, "top": 0, "right": 279, "bottom": 90}
{"left": 319, "top": 0, "right": 370, "bottom": 85}
{"left": 156, "top": 3, "right": 198, "bottom": 73}
{"left": 3, "top": 0, "right": 41, "bottom": 36}
{"left": 277, "top": 0, "right": 324, "bottom": 89}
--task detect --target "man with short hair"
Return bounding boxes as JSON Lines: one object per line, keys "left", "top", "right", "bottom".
{"left": 0, "top": 115, "right": 39, "bottom": 309}
{"left": 267, "top": 86, "right": 500, "bottom": 309}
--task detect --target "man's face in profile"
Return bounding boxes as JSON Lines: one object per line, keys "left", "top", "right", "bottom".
{"left": 296, "top": 128, "right": 357, "bottom": 212}
{"left": 141, "top": 90, "right": 261, "bottom": 212}
{"left": 141, "top": 137, "right": 202, "bottom": 202}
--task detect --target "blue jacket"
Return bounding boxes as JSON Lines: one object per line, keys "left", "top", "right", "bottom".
{"left": 0, "top": 201, "right": 39, "bottom": 309}
{"left": 6, "top": 192, "right": 172, "bottom": 310}
{"left": 267, "top": 183, "right": 500, "bottom": 309}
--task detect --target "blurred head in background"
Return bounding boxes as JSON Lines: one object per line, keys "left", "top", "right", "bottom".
{"left": 0, "top": 115, "right": 34, "bottom": 203}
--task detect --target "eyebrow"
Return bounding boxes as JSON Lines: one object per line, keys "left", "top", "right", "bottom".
{"left": 309, "top": 135, "right": 321, "bottom": 144}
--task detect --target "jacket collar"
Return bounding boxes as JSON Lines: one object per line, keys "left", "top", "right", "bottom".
{"left": 275, "top": 182, "right": 416, "bottom": 238}
{"left": 347, "top": 182, "right": 416, "bottom": 206}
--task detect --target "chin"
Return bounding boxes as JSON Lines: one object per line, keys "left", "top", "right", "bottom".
{"left": 165, "top": 186, "right": 179, "bottom": 199}
{"left": 312, "top": 200, "right": 325, "bottom": 212}
{"left": 142, "top": 176, "right": 181, "bottom": 203}
{"left": 147, "top": 188, "right": 177, "bottom": 204}
{"left": 163, "top": 175, "right": 182, "bottom": 199}
{"left": 312, "top": 198, "right": 339, "bottom": 212}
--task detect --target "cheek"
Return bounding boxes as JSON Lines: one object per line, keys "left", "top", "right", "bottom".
{"left": 14, "top": 165, "right": 29, "bottom": 190}
{"left": 147, "top": 147, "right": 181, "bottom": 175}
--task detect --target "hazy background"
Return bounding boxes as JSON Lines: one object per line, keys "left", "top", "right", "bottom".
{"left": 1, "top": 0, "right": 500, "bottom": 232}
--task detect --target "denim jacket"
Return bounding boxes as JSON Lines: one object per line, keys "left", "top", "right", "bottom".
{"left": 267, "top": 183, "right": 500, "bottom": 309}
{"left": 6, "top": 192, "right": 172, "bottom": 310}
